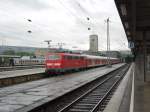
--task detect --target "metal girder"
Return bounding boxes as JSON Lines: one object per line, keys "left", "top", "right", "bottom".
{"left": 136, "top": 26, "right": 150, "bottom": 31}
{"left": 115, "top": 0, "right": 150, "bottom": 55}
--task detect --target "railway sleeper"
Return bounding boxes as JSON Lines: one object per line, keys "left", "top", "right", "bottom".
{"left": 86, "top": 94, "right": 104, "bottom": 98}
{"left": 81, "top": 98, "right": 101, "bottom": 100}
{"left": 79, "top": 101, "right": 99, "bottom": 104}
{"left": 81, "top": 99, "right": 101, "bottom": 102}
{"left": 69, "top": 108, "right": 90, "bottom": 112}
{"left": 75, "top": 103, "right": 95, "bottom": 106}
{"left": 72, "top": 105, "right": 93, "bottom": 109}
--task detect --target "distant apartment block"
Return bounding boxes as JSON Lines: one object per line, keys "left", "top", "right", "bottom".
{"left": 89, "top": 34, "right": 98, "bottom": 52}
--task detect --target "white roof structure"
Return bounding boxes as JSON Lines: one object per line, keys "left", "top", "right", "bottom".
{"left": 82, "top": 54, "right": 118, "bottom": 60}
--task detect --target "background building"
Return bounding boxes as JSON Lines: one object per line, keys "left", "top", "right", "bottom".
{"left": 89, "top": 34, "right": 98, "bottom": 52}
{"left": 34, "top": 48, "right": 48, "bottom": 57}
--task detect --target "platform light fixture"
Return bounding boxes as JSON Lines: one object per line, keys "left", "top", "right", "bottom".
{"left": 127, "top": 31, "right": 131, "bottom": 36}
{"left": 128, "top": 37, "right": 132, "bottom": 40}
{"left": 125, "top": 22, "right": 129, "bottom": 29}
{"left": 120, "top": 4, "right": 127, "bottom": 16}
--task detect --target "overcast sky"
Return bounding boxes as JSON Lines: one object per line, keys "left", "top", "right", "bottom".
{"left": 0, "top": 0, "right": 130, "bottom": 51}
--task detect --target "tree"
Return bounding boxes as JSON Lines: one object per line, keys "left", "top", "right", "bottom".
{"left": 15, "top": 52, "right": 34, "bottom": 56}
{"left": 3, "top": 50, "right": 35, "bottom": 57}
{"left": 3, "top": 50, "right": 15, "bottom": 55}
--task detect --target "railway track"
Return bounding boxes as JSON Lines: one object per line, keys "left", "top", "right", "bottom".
{"left": 29, "top": 64, "right": 129, "bottom": 112}
{"left": 59, "top": 65, "right": 128, "bottom": 112}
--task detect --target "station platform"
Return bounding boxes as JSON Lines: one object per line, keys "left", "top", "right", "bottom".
{"left": 0, "top": 65, "right": 44, "bottom": 72}
{"left": 0, "top": 63, "right": 124, "bottom": 112}
{"left": 104, "top": 62, "right": 150, "bottom": 112}
{"left": 104, "top": 63, "right": 133, "bottom": 112}
{"left": 0, "top": 68, "right": 45, "bottom": 79}
{"left": 0, "top": 68, "right": 46, "bottom": 87}
{"left": 133, "top": 55, "right": 150, "bottom": 112}
{"left": 0, "top": 65, "right": 44, "bottom": 69}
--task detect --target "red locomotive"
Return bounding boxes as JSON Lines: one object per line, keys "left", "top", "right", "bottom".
{"left": 45, "top": 52, "right": 120, "bottom": 73}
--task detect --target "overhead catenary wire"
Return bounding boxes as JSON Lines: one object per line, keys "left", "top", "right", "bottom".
{"left": 57, "top": 0, "right": 81, "bottom": 20}
{"left": 0, "top": 0, "right": 93, "bottom": 46}
{"left": 0, "top": 0, "right": 129, "bottom": 51}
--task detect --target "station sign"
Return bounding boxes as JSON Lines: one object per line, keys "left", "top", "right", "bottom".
{"left": 128, "top": 41, "right": 134, "bottom": 48}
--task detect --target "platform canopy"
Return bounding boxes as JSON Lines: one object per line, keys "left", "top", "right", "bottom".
{"left": 115, "top": 0, "right": 150, "bottom": 54}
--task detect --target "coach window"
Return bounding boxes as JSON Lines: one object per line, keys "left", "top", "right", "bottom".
{"left": 64, "top": 56, "right": 67, "bottom": 60}
{"left": 75, "top": 56, "right": 78, "bottom": 59}
{"left": 67, "top": 56, "right": 69, "bottom": 60}
{"left": 70, "top": 56, "right": 73, "bottom": 60}
{"left": 67, "top": 56, "right": 71, "bottom": 60}
{"left": 65, "top": 56, "right": 69, "bottom": 60}
{"left": 74, "top": 56, "right": 76, "bottom": 59}
{"left": 72, "top": 56, "right": 75, "bottom": 60}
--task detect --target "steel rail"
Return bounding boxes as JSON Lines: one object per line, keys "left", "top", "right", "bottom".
{"left": 58, "top": 65, "right": 129, "bottom": 112}
{"left": 58, "top": 75, "right": 114, "bottom": 112}
{"left": 91, "top": 67, "right": 127, "bottom": 112}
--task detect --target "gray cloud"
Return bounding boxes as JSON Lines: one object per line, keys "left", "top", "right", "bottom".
{"left": 5, "top": 0, "right": 51, "bottom": 10}
{"left": 0, "top": 0, "right": 129, "bottom": 51}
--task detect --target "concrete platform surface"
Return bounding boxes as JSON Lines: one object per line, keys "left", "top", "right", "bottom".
{"left": 121, "top": 62, "right": 150, "bottom": 112}
{"left": 0, "top": 65, "right": 44, "bottom": 69}
{"left": 134, "top": 82, "right": 150, "bottom": 112}
{"left": 0, "top": 68, "right": 45, "bottom": 79}
{"left": 0, "top": 63, "right": 124, "bottom": 112}
{"left": 104, "top": 63, "right": 133, "bottom": 112}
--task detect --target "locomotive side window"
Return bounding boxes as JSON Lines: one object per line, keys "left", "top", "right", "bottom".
{"left": 68, "top": 56, "right": 72, "bottom": 60}
{"left": 63, "top": 55, "right": 71, "bottom": 60}
{"left": 74, "top": 56, "right": 78, "bottom": 59}
{"left": 80, "top": 57, "right": 84, "bottom": 60}
{"left": 64, "top": 56, "right": 68, "bottom": 60}
{"left": 72, "top": 56, "right": 75, "bottom": 60}
{"left": 48, "top": 55, "right": 61, "bottom": 60}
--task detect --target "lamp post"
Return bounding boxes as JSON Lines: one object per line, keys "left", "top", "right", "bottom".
{"left": 106, "top": 18, "right": 112, "bottom": 67}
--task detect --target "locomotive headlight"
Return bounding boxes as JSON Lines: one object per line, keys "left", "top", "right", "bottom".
{"left": 46, "top": 63, "right": 61, "bottom": 66}
{"left": 54, "top": 63, "right": 61, "bottom": 66}
{"left": 47, "top": 63, "right": 53, "bottom": 66}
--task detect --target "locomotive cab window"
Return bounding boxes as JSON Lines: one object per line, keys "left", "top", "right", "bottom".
{"left": 48, "top": 55, "right": 61, "bottom": 60}
{"left": 68, "top": 56, "right": 72, "bottom": 60}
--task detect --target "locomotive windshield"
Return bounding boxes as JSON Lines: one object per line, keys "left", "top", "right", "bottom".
{"left": 48, "top": 55, "right": 61, "bottom": 60}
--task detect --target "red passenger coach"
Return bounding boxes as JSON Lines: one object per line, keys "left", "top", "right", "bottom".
{"left": 45, "top": 53, "right": 86, "bottom": 73}
{"left": 85, "top": 55, "right": 107, "bottom": 67}
{"left": 45, "top": 52, "right": 121, "bottom": 74}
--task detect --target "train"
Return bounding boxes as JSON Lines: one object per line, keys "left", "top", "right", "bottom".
{"left": 0, "top": 55, "right": 45, "bottom": 66}
{"left": 13, "top": 58, "right": 45, "bottom": 66}
{"left": 45, "top": 52, "right": 120, "bottom": 73}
